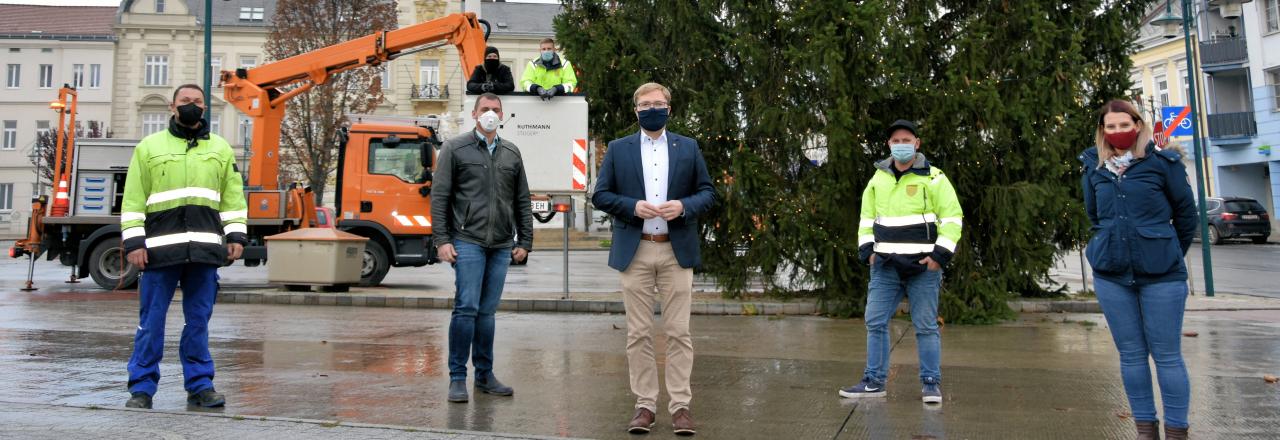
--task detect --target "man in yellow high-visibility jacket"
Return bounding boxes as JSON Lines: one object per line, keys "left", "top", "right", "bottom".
{"left": 520, "top": 37, "right": 577, "bottom": 101}
{"left": 122, "top": 84, "right": 247, "bottom": 410}
{"left": 839, "top": 119, "right": 963, "bottom": 406}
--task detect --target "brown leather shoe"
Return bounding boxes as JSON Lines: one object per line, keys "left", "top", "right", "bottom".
{"left": 627, "top": 407, "right": 655, "bottom": 434}
{"left": 1135, "top": 421, "right": 1158, "bottom": 440}
{"left": 1165, "top": 425, "right": 1188, "bottom": 440}
{"left": 672, "top": 408, "right": 696, "bottom": 436}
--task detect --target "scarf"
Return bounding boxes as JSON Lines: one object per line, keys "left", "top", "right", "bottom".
{"left": 1104, "top": 151, "right": 1134, "bottom": 176}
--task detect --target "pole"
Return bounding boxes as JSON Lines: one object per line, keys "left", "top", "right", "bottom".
{"left": 562, "top": 199, "right": 571, "bottom": 300}
{"left": 1181, "top": 0, "right": 1214, "bottom": 296}
{"left": 1078, "top": 246, "right": 1089, "bottom": 293}
{"left": 202, "top": 0, "right": 213, "bottom": 119}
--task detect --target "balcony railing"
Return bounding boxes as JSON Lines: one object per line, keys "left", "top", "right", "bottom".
{"left": 1199, "top": 37, "right": 1248, "bottom": 66}
{"left": 1207, "top": 111, "right": 1256, "bottom": 139}
{"left": 411, "top": 84, "right": 449, "bottom": 100}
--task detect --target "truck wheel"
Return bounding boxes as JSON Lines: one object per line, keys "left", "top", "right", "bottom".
{"left": 89, "top": 239, "right": 139, "bottom": 290}
{"left": 359, "top": 240, "right": 390, "bottom": 287}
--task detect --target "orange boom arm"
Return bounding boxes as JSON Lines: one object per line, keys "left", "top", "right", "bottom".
{"left": 222, "top": 12, "right": 488, "bottom": 190}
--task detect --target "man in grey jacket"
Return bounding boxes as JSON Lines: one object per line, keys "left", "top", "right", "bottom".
{"left": 430, "top": 92, "right": 533, "bottom": 403}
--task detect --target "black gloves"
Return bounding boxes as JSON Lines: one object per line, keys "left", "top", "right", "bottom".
{"left": 481, "top": 82, "right": 494, "bottom": 92}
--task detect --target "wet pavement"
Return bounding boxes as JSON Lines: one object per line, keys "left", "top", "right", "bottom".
{"left": 1, "top": 289, "right": 1278, "bottom": 439}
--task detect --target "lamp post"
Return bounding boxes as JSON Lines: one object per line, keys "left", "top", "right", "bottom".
{"left": 1150, "top": 0, "right": 1249, "bottom": 297}
{"left": 202, "top": 0, "right": 213, "bottom": 124}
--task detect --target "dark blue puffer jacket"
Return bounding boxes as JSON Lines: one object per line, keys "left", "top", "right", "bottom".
{"left": 1079, "top": 142, "right": 1198, "bottom": 287}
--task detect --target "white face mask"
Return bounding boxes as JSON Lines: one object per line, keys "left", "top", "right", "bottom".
{"left": 477, "top": 110, "right": 500, "bottom": 132}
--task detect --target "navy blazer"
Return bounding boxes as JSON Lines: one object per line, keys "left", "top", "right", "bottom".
{"left": 592, "top": 131, "right": 718, "bottom": 271}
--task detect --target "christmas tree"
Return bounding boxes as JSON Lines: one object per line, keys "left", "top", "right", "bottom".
{"left": 558, "top": 0, "right": 1153, "bottom": 323}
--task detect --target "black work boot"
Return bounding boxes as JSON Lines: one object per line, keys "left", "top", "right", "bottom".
{"left": 187, "top": 388, "right": 226, "bottom": 408}
{"left": 448, "top": 380, "right": 469, "bottom": 403}
{"left": 125, "top": 392, "right": 152, "bottom": 409}
{"left": 475, "top": 375, "right": 514, "bottom": 396}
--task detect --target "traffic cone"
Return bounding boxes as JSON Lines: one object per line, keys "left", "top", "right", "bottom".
{"left": 50, "top": 180, "right": 70, "bottom": 217}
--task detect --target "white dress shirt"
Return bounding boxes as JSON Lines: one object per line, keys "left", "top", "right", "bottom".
{"left": 639, "top": 130, "right": 669, "bottom": 235}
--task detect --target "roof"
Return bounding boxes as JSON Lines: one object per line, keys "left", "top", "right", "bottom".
{"left": 481, "top": 2, "right": 562, "bottom": 37}
{"left": 116, "top": 0, "right": 279, "bottom": 28}
{"left": 0, "top": 4, "right": 117, "bottom": 40}
{"left": 183, "top": 0, "right": 279, "bottom": 28}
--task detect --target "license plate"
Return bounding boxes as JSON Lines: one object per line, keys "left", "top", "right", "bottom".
{"left": 532, "top": 200, "right": 550, "bottom": 213}
{"left": 1242, "top": 214, "right": 1259, "bottom": 220}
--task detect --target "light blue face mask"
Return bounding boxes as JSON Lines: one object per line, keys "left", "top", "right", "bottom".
{"left": 540, "top": 51, "right": 555, "bottom": 62}
{"left": 890, "top": 143, "right": 916, "bottom": 163}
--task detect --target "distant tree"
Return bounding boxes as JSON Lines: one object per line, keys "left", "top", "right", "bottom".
{"left": 264, "top": 0, "right": 398, "bottom": 203}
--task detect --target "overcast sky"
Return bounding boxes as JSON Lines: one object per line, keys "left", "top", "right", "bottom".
{"left": 1, "top": 0, "right": 558, "bottom": 6}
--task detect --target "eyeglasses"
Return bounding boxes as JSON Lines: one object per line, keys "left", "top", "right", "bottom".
{"left": 636, "top": 101, "right": 669, "bottom": 110}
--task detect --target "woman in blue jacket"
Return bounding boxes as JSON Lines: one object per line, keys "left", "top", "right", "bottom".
{"left": 1080, "top": 100, "right": 1198, "bottom": 440}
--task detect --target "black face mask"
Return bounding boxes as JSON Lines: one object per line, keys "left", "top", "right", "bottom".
{"left": 637, "top": 107, "right": 669, "bottom": 132}
{"left": 484, "top": 59, "right": 501, "bottom": 72}
{"left": 176, "top": 103, "right": 204, "bottom": 126}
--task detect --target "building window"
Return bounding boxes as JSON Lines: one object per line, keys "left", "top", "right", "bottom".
{"left": 1179, "top": 69, "right": 1190, "bottom": 106}
{"left": 1267, "top": 67, "right": 1280, "bottom": 110}
{"left": 239, "top": 56, "right": 257, "bottom": 69}
{"left": 0, "top": 183, "right": 13, "bottom": 211}
{"left": 39, "top": 64, "right": 53, "bottom": 88}
{"left": 144, "top": 55, "right": 168, "bottom": 86}
{"left": 155, "top": 0, "right": 165, "bottom": 13}
{"left": 210, "top": 113, "right": 221, "bottom": 136}
{"left": 72, "top": 64, "right": 85, "bottom": 88}
{"left": 1265, "top": 0, "right": 1279, "bottom": 33}
{"left": 142, "top": 112, "right": 167, "bottom": 136}
{"left": 380, "top": 67, "right": 391, "bottom": 90}
{"left": 239, "top": 7, "right": 264, "bottom": 21}
{"left": 89, "top": 64, "right": 101, "bottom": 88}
{"left": 209, "top": 55, "right": 222, "bottom": 86}
{"left": 238, "top": 116, "right": 253, "bottom": 147}
{"left": 36, "top": 120, "right": 50, "bottom": 138}
{"left": 5, "top": 64, "right": 17, "bottom": 88}
{"left": 1155, "top": 74, "right": 1169, "bottom": 107}
{"left": 2, "top": 120, "right": 15, "bottom": 150}
{"left": 418, "top": 59, "right": 440, "bottom": 87}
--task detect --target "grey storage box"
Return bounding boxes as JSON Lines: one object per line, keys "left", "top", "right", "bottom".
{"left": 264, "top": 229, "right": 368, "bottom": 286}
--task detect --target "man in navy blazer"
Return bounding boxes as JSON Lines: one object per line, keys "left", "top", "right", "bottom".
{"left": 592, "top": 82, "right": 716, "bottom": 436}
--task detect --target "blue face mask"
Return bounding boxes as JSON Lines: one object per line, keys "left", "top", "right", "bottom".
{"left": 637, "top": 108, "right": 669, "bottom": 131}
{"left": 540, "top": 51, "right": 555, "bottom": 62}
{"left": 890, "top": 143, "right": 916, "bottom": 163}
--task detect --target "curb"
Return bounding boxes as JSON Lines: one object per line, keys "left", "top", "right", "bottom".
{"left": 215, "top": 290, "right": 821, "bottom": 316}
{"left": 217, "top": 290, "right": 1154, "bottom": 316}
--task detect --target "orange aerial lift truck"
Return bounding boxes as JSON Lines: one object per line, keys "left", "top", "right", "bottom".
{"left": 10, "top": 13, "right": 491, "bottom": 289}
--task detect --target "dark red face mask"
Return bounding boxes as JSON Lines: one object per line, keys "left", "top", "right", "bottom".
{"left": 1105, "top": 129, "right": 1139, "bottom": 150}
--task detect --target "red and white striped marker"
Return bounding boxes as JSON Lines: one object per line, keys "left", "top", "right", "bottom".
{"left": 572, "top": 139, "right": 588, "bottom": 190}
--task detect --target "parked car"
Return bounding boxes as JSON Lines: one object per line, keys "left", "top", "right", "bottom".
{"left": 1199, "top": 197, "right": 1271, "bottom": 244}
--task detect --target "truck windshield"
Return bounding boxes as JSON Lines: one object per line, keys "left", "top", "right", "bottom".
{"left": 368, "top": 139, "right": 427, "bottom": 184}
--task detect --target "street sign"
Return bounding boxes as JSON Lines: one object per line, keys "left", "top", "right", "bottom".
{"left": 1162, "top": 106, "right": 1194, "bottom": 137}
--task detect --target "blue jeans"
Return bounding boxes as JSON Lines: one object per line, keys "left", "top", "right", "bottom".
{"left": 863, "top": 260, "right": 943, "bottom": 384}
{"left": 1095, "top": 277, "right": 1190, "bottom": 429}
{"left": 126, "top": 263, "right": 220, "bottom": 396}
{"left": 448, "top": 240, "right": 511, "bottom": 381}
